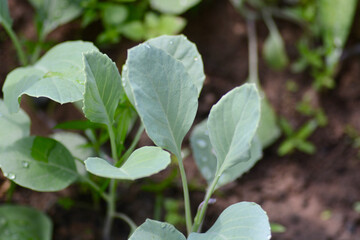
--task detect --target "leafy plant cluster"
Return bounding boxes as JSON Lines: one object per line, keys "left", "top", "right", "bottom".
{"left": 0, "top": 0, "right": 201, "bottom": 66}
{"left": 0, "top": 31, "right": 271, "bottom": 240}
{"left": 230, "top": 0, "right": 358, "bottom": 156}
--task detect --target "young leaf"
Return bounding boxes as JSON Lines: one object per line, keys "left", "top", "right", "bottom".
{"left": 28, "top": 0, "right": 83, "bottom": 37}
{"left": 85, "top": 146, "right": 171, "bottom": 180}
{"left": 125, "top": 43, "right": 198, "bottom": 157}
{"left": 188, "top": 202, "right": 271, "bottom": 240}
{"left": 129, "top": 219, "right": 186, "bottom": 240}
{"left": 150, "top": 0, "right": 201, "bottom": 14}
{"left": 82, "top": 51, "right": 122, "bottom": 126}
{"left": 263, "top": 30, "right": 288, "bottom": 70}
{"left": 0, "top": 205, "right": 52, "bottom": 240}
{"left": 147, "top": 35, "right": 205, "bottom": 95}
{"left": 207, "top": 83, "right": 260, "bottom": 175}
{"left": 190, "top": 120, "right": 262, "bottom": 188}
{"left": 0, "top": 0, "right": 12, "bottom": 27}
{"left": 3, "top": 41, "right": 99, "bottom": 113}
{"left": 0, "top": 99, "right": 30, "bottom": 150}
{"left": 0, "top": 136, "right": 78, "bottom": 191}
{"left": 257, "top": 97, "right": 281, "bottom": 148}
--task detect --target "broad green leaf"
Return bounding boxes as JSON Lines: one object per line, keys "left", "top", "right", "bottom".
{"left": 125, "top": 43, "right": 198, "bottom": 157}
{"left": 3, "top": 41, "right": 99, "bottom": 113}
{"left": 257, "top": 97, "right": 280, "bottom": 148}
{"left": 208, "top": 84, "right": 261, "bottom": 175}
{"left": 190, "top": 120, "right": 262, "bottom": 188}
{"left": 0, "top": 205, "right": 52, "bottom": 240}
{"left": 150, "top": 0, "right": 201, "bottom": 14}
{"left": 0, "top": 99, "right": 30, "bottom": 149}
{"left": 0, "top": 0, "right": 12, "bottom": 26}
{"left": 144, "top": 13, "right": 186, "bottom": 40}
{"left": 147, "top": 35, "right": 205, "bottom": 95}
{"left": 263, "top": 30, "right": 288, "bottom": 70}
{"left": 188, "top": 202, "right": 271, "bottom": 240}
{"left": 102, "top": 3, "right": 128, "bottom": 27}
{"left": 29, "top": 0, "right": 83, "bottom": 37}
{"left": 85, "top": 146, "right": 170, "bottom": 180}
{"left": 318, "top": 0, "right": 357, "bottom": 48}
{"left": 129, "top": 219, "right": 186, "bottom": 240}
{"left": 82, "top": 51, "right": 122, "bottom": 126}
{"left": 0, "top": 136, "right": 78, "bottom": 191}
{"left": 51, "top": 132, "right": 93, "bottom": 175}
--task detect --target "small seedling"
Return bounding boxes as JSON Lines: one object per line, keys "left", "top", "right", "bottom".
{"left": 1, "top": 35, "right": 271, "bottom": 240}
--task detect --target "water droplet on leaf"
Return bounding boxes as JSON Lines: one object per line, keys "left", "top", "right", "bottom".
{"left": 201, "top": 156, "right": 207, "bottom": 162}
{"left": 161, "top": 223, "right": 167, "bottom": 229}
{"left": 144, "top": 43, "right": 151, "bottom": 49}
{"left": 194, "top": 57, "right": 198, "bottom": 61}
{"left": 8, "top": 173, "right": 16, "bottom": 180}
{"left": 196, "top": 139, "right": 207, "bottom": 148}
{"left": 169, "top": 41, "right": 173, "bottom": 45}
{"left": 22, "top": 161, "right": 29, "bottom": 168}
{"left": 202, "top": 167, "right": 212, "bottom": 180}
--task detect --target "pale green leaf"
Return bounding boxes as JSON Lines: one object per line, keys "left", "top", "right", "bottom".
{"left": 0, "top": 99, "right": 30, "bottom": 149}
{"left": 150, "top": 0, "right": 201, "bottom": 14}
{"left": 318, "top": 0, "right": 357, "bottom": 48}
{"left": 29, "top": 0, "right": 83, "bottom": 37}
{"left": 0, "top": 136, "right": 78, "bottom": 191}
{"left": 129, "top": 219, "right": 186, "bottom": 240}
{"left": 3, "top": 41, "right": 99, "bottom": 113}
{"left": 190, "top": 119, "right": 262, "bottom": 188}
{"left": 0, "top": 205, "right": 52, "bottom": 240}
{"left": 257, "top": 97, "right": 280, "bottom": 148}
{"left": 125, "top": 43, "right": 198, "bottom": 157}
{"left": 51, "top": 132, "right": 93, "bottom": 175}
{"left": 144, "top": 13, "right": 186, "bottom": 40}
{"left": 82, "top": 51, "right": 122, "bottom": 126}
{"left": 207, "top": 83, "right": 260, "bottom": 175}
{"left": 188, "top": 202, "right": 271, "bottom": 240}
{"left": 147, "top": 35, "right": 205, "bottom": 95}
{"left": 263, "top": 31, "right": 288, "bottom": 70}
{"left": 0, "top": 0, "right": 12, "bottom": 26}
{"left": 85, "top": 146, "right": 171, "bottom": 180}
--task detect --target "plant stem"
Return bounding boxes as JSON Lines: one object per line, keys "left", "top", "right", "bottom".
{"left": 114, "top": 212, "right": 137, "bottom": 235}
{"left": 80, "top": 175, "right": 110, "bottom": 202}
{"left": 103, "top": 124, "right": 119, "bottom": 240}
{"left": 174, "top": 154, "right": 192, "bottom": 235}
{"left": 116, "top": 124, "right": 144, "bottom": 167}
{"left": 30, "top": 33, "right": 46, "bottom": 64}
{"left": 192, "top": 174, "right": 220, "bottom": 232}
{"left": 246, "top": 15, "right": 259, "bottom": 86}
{"left": 2, "top": 23, "right": 27, "bottom": 66}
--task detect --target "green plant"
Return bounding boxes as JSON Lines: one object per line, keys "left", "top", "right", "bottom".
{"left": 0, "top": 0, "right": 83, "bottom": 65}
{"left": 81, "top": 0, "right": 201, "bottom": 45}
{"left": 1, "top": 35, "right": 270, "bottom": 239}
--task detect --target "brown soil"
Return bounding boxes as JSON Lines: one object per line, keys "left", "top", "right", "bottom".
{"left": 1, "top": 0, "right": 360, "bottom": 240}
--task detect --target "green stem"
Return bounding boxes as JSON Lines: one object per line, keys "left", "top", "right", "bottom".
{"left": 246, "top": 15, "right": 259, "bottom": 86}
{"left": 103, "top": 124, "right": 119, "bottom": 240}
{"left": 175, "top": 154, "right": 192, "bottom": 235}
{"left": 114, "top": 212, "right": 137, "bottom": 235}
{"left": 192, "top": 174, "right": 220, "bottom": 232}
{"left": 116, "top": 124, "right": 144, "bottom": 167}
{"left": 30, "top": 33, "right": 46, "bottom": 64}
{"left": 2, "top": 23, "right": 28, "bottom": 66}
{"left": 80, "top": 175, "right": 110, "bottom": 202}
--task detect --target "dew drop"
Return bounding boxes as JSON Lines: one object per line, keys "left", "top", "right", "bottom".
{"left": 267, "top": 234, "right": 272, "bottom": 240}
{"left": 194, "top": 57, "right": 198, "bottom": 61}
{"left": 3, "top": 172, "right": 8, "bottom": 178}
{"left": 201, "top": 156, "right": 207, "bottom": 162}
{"left": 144, "top": 43, "right": 151, "bottom": 49}
{"left": 8, "top": 173, "right": 15, "bottom": 180}
{"left": 169, "top": 41, "right": 173, "bottom": 45}
{"left": 196, "top": 139, "right": 207, "bottom": 148}
{"left": 123, "top": 65, "right": 128, "bottom": 71}
{"left": 211, "top": 148, "right": 216, "bottom": 156}
{"left": 161, "top": 223, "right": 167, "bottom": 229}
{"left": 122, "top": 79, "right": 126, "bottom": 87}
{"left": 22, "top": 161, "right": 29, "bottom": 168}
{"left": 202, "top": 167, "right": 212, "bottom": 180}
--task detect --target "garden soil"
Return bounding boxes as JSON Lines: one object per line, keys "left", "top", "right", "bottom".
{"left": 1, "top": 0, "right": 360, "bottom": 239}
